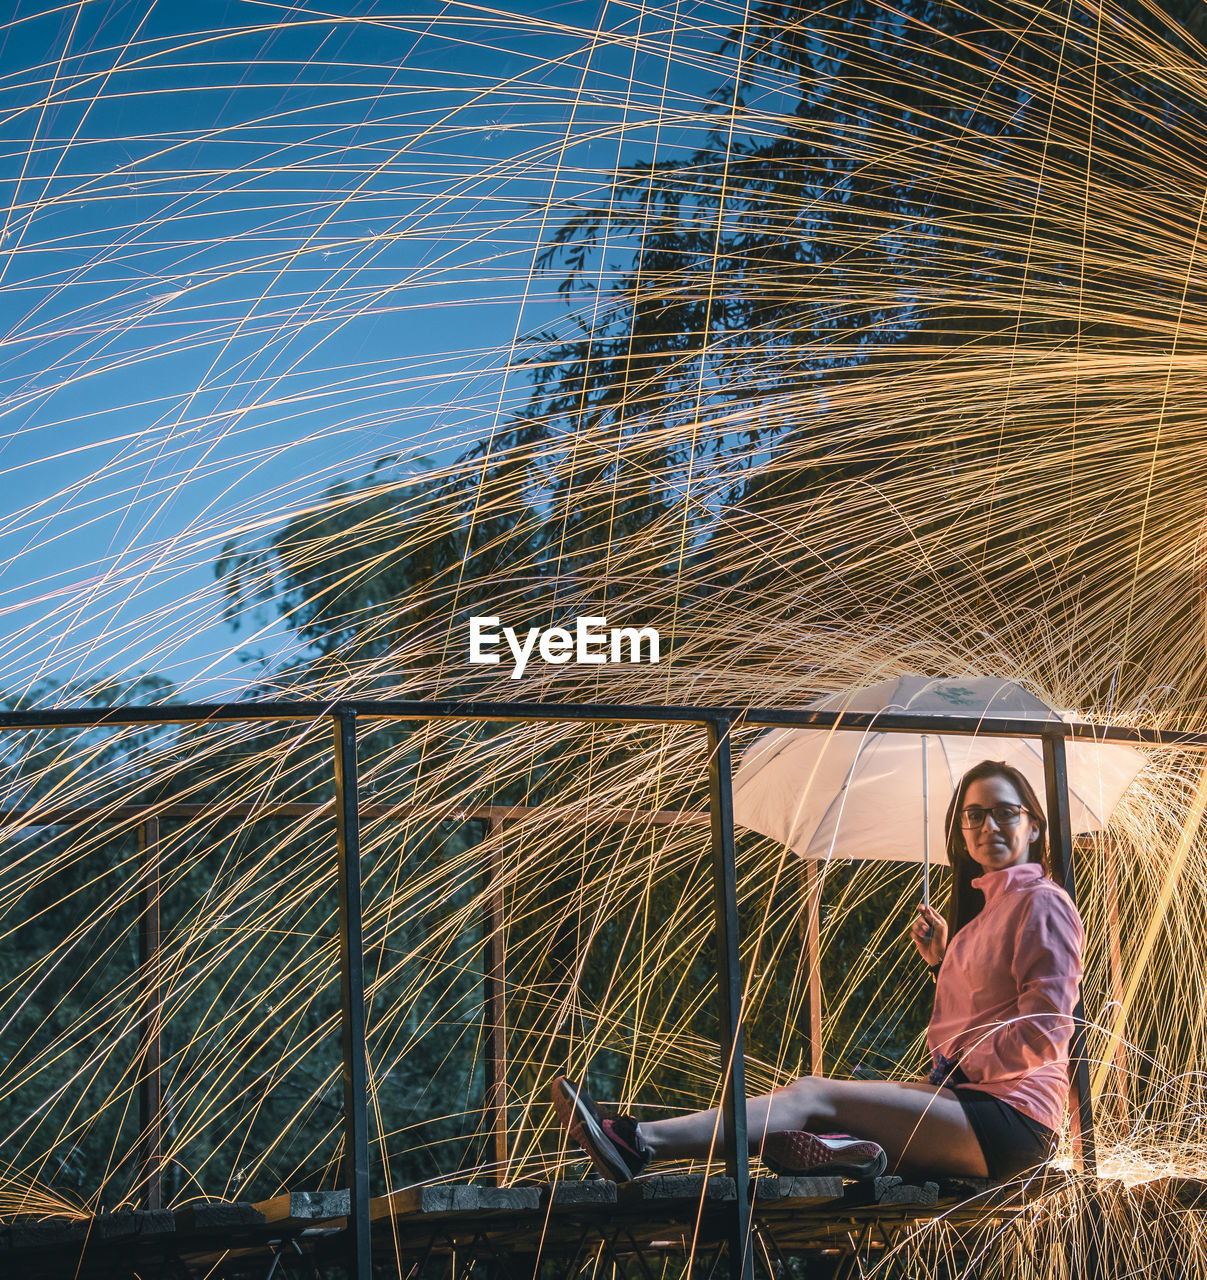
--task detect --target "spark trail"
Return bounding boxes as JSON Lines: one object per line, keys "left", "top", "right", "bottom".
{"left": 3, "top": 1, "right": 1207, "bottom": 1275}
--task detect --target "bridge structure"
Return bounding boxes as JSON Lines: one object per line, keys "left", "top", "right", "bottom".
{"left": 1, "top": 696, "right": 1198, "bottom": 1279}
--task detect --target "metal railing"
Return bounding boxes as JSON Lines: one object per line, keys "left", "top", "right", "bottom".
{"left": 4, "top": 697, "right": 1202, "bottom": 1280}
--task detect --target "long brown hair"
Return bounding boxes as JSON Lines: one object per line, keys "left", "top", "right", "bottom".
{"left": 944, "top": 760, "right": 1049, "bottom": 937}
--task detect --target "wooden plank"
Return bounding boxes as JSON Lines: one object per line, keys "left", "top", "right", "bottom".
{"left": 874, "top": 1180, "right": 939, "bottom": 1207}
{"left": 372, "top": 1184, "right": 540, "bottom": 1221}
{"left": 452, "top": 1186, "right": 540, "bottom": 1212}
{"left": 0, "top": 1174, "right": 1086, "bottom": 1280}
{"left": 254, "top": 1190, "right": 350, "bottom": 1225}
{"left": 841, "top": 1175, "right": 939, "bottom": 1207}
{"left": 771, "top": 1175, "right": 845, "bottom": 1204}
{"left": 933, "top": 1175, "right": 993, "bottom": 1201}
{"left": 174, "top": 1201, "right": 266, "bottom": 1231}
{"left": 618, "top": 1175, "right": 736, "bottom": 1204}
{"left": 1130, "top": 1175, "right": 1207, "bottom": 1208}
{"left": 91, "top": 1210, "right": 176, "bottom": 1241}
{"left": 374, "top": 1185, "right": 455, "bottom": 1218}
{"left": 541, "top": 1180, "right": 618, "bottom": 1207}
{"left": 930, "top": 1169, "right": 1075, "bottom": 1213}
{"left": 3, "top": 1219, "right": 88, "bottom": 1251}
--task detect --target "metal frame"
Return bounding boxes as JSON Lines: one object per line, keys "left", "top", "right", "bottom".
{"left": 332, "top": 709, "right": 372, "bottom": 1280}
{"left": 136, "top": 816, "right": 163, "bottom": 1210}
{"left": 707, "top": 717, "right": 753, "bottom": 1280}
{"left": 1042, "top": 732, "right": 1097, "bottom": 1173}
{"left": 5, "top": 696, "right": 1200, "bottom": 1280}
{"left": 798, "top": 857, "right": 824, "bottom": 1076}
{"left": 481, "top": 823, "right": 509, "bottom": 1183}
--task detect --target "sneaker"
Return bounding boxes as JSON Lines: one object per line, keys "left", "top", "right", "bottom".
{"left": 551, "top": 1075, "right": 651, "bottom": 1182}
{"left": 761, "top": 1130, "right": 887, "bottom": 1180}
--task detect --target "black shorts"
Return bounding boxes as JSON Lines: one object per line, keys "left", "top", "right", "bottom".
{"left": 952, "top": 1083, "right": 1057, "bottom": 1181}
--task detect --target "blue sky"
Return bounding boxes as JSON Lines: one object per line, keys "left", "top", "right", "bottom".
{"left": 0, "top": 0, "right": 741, "bottom": 701}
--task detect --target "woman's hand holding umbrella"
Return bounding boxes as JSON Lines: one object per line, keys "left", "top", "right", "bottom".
{"left": 913, "top": 905, "right": 947, "bottom": 968}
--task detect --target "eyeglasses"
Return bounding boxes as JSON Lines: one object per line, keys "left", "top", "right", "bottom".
{"left": 959, "top": 803, "right": 1030, "bottom": 829}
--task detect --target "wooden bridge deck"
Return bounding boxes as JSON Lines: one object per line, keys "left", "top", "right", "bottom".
{"left": 1, "top": 1171, "right": 1197, "bottom": 1278}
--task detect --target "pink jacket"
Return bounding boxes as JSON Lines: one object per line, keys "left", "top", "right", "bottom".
{"left": 927, "top": 861, "right": 1085, "bottom": 1130}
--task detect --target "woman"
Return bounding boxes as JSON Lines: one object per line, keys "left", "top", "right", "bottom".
{"left": 553, "top": 760, "right": 1084, "bottom": 1183}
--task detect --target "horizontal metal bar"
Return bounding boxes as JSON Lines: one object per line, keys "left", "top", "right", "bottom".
{"left": 0, "top": 699, "right": 715, "bottom": 730}
{"left": 0, "top": 801, "right": 713, "bottom": 829}
{"left": 1, "top": 699, "right": 1204, "bottom": 749}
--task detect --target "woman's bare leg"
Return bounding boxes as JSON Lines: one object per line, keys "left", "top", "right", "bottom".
{"left": 638, "top": 1076, "right": 988, "bottom": 1178}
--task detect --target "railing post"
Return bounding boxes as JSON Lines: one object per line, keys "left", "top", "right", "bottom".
{"left": 798, "top": 858, "right": 823, "bottom": 1076}
{"left": 333, "top": 709, "right": 371, "bottom": 1280}
{"left": 137, "top": 816, "right": 162, "bottom": 1210}
{"left": 1103, "top": 835, "right": 1129, "bottom": 1120}
{"left": 482, "top": 821, "right": 508, "bottom": 1184}
{"left": 706, "top": 717, "right": 753, "bottom": 1280}
{"left": 1042, "top": 730, "right": 1097, "bottom": 1176}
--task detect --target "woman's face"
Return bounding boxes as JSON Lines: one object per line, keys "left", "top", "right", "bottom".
{"left": 960, "top": 774, "right": 1040, "bottom": 875}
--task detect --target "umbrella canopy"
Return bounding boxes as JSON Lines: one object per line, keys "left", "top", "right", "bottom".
{"left": 732, "top": 676, "right": 1146, "bottom": 866}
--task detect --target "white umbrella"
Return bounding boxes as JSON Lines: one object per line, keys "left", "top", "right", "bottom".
{"left": 732, "top": 676, "right": 1145, "bottom": 902}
